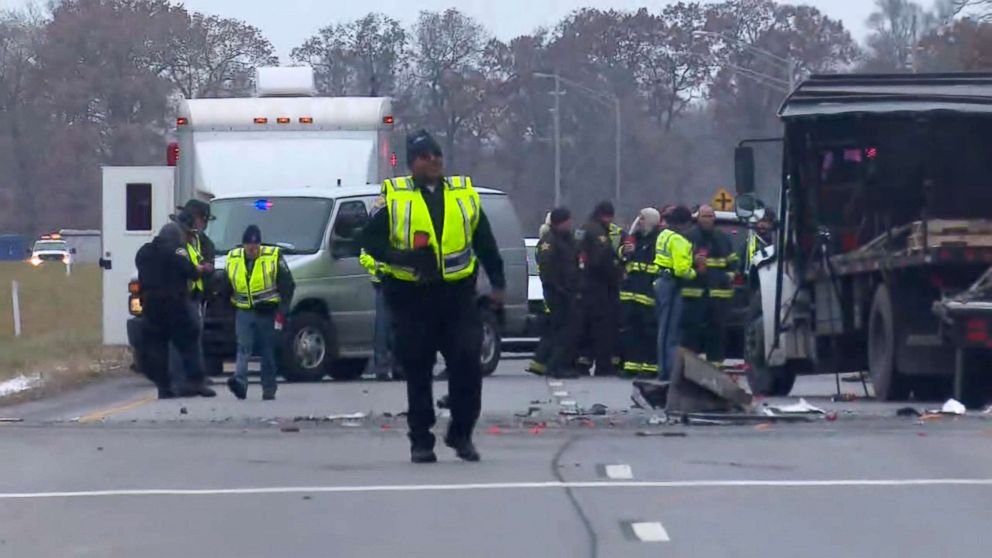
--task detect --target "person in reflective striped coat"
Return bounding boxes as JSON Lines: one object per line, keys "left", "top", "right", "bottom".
{"left": 619, "top": 208, "right": 663, "bottom": 376}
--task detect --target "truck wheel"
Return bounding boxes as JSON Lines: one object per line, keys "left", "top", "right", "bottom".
{"left": 868, "top": 285, "right": 910, "bottom": 401}
{"left": 480, "top": 309, "right": 501, "bottom": 376}
{"left": 282, "top": 312, "right": 334, "bottom": 382}
{"left": 744, "top": 314, "right": 796, "bottom": 396}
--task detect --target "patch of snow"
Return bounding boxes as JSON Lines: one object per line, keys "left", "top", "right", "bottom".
{"left": 0, "top": 374, "right": 41, "bottom": 397}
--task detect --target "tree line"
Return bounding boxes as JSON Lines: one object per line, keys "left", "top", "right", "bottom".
{"left": 1, "top": 0, "right": 991, "bottom": 234}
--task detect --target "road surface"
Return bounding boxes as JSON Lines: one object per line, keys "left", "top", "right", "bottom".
{"left": 1, "top": 356, "right": 990, "bottom": 557}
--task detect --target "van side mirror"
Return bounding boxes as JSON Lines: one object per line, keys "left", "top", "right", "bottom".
{"left": 735, "top": 193, "right": 767, "bottom": 224}
{"left": 735, "top": 146, "right": 756, "bottom": 195}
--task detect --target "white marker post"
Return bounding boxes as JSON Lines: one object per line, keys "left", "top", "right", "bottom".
{"left": 11, "top": 280, "right": 21, "bottom": 338}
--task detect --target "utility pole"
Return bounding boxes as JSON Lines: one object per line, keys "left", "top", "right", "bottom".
{"left": 614, "top": 98, "right": 621, "bottom": 207}
{"left": 553, "top": 74, "right": 562, "bottom": 207}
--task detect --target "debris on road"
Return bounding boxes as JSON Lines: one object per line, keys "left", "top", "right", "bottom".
{"left": 941, "top": 399, "right": 967, "bottom": 415}
{"left": 0, "top": 418, "right": 24, "bottom": 423}
{"left": 831, "top": 393, "right": 859, "bottom": 402}
{"left": 636, "top": 431, "right": 687, "bottom": 437}
{"left": 666, "top": 351, "right": 752, "bottom": 414}
{"left": 897, "top": 407, "right": 922, "bottom": 417}
{"left": 280, "top": 425, "right": 300, "bottom": 433}
{"left": 632, "top": 380, "right": 669, "bottom": 409}
{"left": 647, "top": 414, "right": 667, "bottom": 425}
{"left": 179, "top": 406, "right": 188, "bottom": 415}
{"left": 589, "top": 403, "right": 608, "bottom": 416}
{"left": 762, "top": 398, "right": 826, "bottom": 416}
{"left": 515, "top": 406, "right": 540, "bottom": 418}
{"left": 293, "top": 412, "right": 368, "bottom": 423}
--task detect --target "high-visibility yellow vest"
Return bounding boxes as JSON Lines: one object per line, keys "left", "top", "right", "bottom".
{"left": 608, "top": 222, "right": 624, "bottom": 252}
{"left": 381, "top": 175, "right": 481, "bottom": 282}
{"left": 227, "top": 246, "right": 281, "bottom": 310}
{"left": 187, "top": 239, "right": 203, "bottom": 294}
{"left": 654, "top": 229, "right": 696, "bottom": 281}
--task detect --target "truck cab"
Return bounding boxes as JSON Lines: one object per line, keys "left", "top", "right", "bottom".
{"left": 737, "top": 73, "right": 992, "bottom": 404}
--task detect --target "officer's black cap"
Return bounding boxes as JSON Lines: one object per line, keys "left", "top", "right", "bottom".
{"left": 593, "top": 201, "right": 615, "bottom": 218}
{"left": 406, "top": 130, "right": 442, "bottom": 168}
{"left": 178, "top": 199, "right": 214, "bottom": 221}
{"left": 242, "top": 225, "right": 262, "bottom": 245}
{"left": 667, "top": 205, "right": 693, "bottom": 226}
{"left": 171, "top": 210, "right": 196, "bottom": 232}
{"left": 550, "top": 207, "right": 571, "bottom": 225}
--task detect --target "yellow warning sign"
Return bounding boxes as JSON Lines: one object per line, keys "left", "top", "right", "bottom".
{"left": 712, "top": 188, "right": 735, "bottom": 212}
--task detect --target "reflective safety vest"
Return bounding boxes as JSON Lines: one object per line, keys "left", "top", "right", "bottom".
{"left": 654, "top": 229, "right": 696, "bottom": 281}
{"left": 608, "top": 223, "right": 624, "bottom": 252}
{"left": 620, "top": 230, "right": 661, "bottom": 307}
{"left": 381, "top": 175, "right": 481, "bottom": 282}
{"left": 359, "top": 249, "right": 383, "bottom": 284}
{"left": 187, "top": 239, "right": 203, "bottom": 294}
{"left": 226, "top": 246, "right": 281, "bottom": 310}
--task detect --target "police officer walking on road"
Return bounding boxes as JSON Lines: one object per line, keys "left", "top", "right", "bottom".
{"left": 531, "top": 207, "right": 581, "bottom": 379}
{"left": 654, "top": 206, "right": 696, "bottom": 381}
{"left": 135, "top": 222, "right": 209, "bottom": 399}
{"left": 359, "top": 130, "right": 506, "bottom": 464}
{"left": 225, "top": 225, "right": 295, "bottom": 401}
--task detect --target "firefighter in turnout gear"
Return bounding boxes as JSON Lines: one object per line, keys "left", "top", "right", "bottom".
{"left": 527, "top": 213, "right": 555, "bottom": 376}
{"left": 532, "top": 207, "right": 581, "bottom": 379}
{"left": 619, "top": 208, "right": 663, "bottom": 376}
{"left": 681, "top": 204, "right": 739, "bottom": 365}
{"left": 225, "top": 225, "right": 295, "bottom": 401}
{"left": 655, "top": 206, "right": 697, "bottom": 381}
{"left": 577, "top": 201, "right": 624, "bottom": 376}
{"left": 359, "top": 130, "right": 506, "bottom": 464}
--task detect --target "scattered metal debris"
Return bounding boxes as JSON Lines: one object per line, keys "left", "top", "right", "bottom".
{"left": 897, "top": 407, "right": 922, "bottom": 417}
{"left": 635, "top": 431, "right": 687, "bottom": 437}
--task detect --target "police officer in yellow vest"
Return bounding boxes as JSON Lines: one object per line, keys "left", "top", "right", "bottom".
{"left": 359, "top": 130, "right": 505, "bottom": 464}
{"left": 654, "top": 206, "right": 697, "bottom": 381}
{"left": 225, "top": 225, "right": 295, "bottom": 401}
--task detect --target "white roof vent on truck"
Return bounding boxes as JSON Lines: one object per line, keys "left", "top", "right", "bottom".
{"left": 255, "top": 66, "right": 316, "bottom": 98}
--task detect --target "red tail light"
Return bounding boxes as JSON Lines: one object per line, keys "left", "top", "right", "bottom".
{"left": 966, "top": 318, "right": 989, "bottom": 343}
{"left": 166, "top": 142, "right": 180, "bottom": 166}
{"left": 732, "top": 273, "right": 745, "bottom": 286}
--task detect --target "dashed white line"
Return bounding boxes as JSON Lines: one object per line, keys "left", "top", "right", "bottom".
{"left": 605, "top": 465, "right": 634, "bottom": 480}
{"left": 2, "top": 478, "right": 991, "bottom": 500}
{"left": 552, "top": 391, "right": 570, "bottom": 397}
{"left": 631, "top": 521, "right": 670, "bottom": 542}
{"left": 548, "top": 380, "right": 564, "bottom": 387}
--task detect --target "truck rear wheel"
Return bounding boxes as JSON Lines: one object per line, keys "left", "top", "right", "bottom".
{"left": 744, "top": 313, "right": 796, "bottom": 396}
{"left": 282, "top": 312, "right": 335, "bottom": 382}
{"left": 868, "top": 284, "right": 910, "bottom": 401}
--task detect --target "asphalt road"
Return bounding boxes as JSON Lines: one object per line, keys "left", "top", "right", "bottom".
{"left": 1, "top": 356, "right": 991, "bottom": 557}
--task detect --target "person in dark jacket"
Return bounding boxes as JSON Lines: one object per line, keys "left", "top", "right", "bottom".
{"left": 577, "top": 201, "right": 624, "bottom": 376}
{"left": 532, "top": 207, "right": 581, "bottom": 379}
{"left": 359, "top": 130, "right": 505, "bottom": 464}
{"left": 135, "top": 222, "right": 209, "bottom": 399}
{"left": 682, "top": 204, "right": 738, "bottom": 365}
{"left": 619, "top": 207, "right": 663, "bottom": 376}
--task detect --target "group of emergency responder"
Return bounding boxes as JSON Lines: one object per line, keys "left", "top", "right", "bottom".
{"left": 132, "top": 125, "right": 775, "bottom": 465}
{"left": 527, "top": 201, "right": 775, "bottom": 381}
{"left": 135, "top": 200, "right": 295, "bottom": 402}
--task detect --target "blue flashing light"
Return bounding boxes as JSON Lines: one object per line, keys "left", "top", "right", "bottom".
{"left": 254, "top": 199, "right": 273, "bottom": 211}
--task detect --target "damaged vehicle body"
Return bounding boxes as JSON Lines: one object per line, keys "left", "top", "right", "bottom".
{"left": 737, "top": 73, "right": 992, "bottom": 404}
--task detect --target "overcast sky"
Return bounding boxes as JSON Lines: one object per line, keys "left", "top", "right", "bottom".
{"left": 6, "top": 0, "right": 874, "bottom": 61}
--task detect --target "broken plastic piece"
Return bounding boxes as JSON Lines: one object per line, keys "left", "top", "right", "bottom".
{"left": 648, "top": 414, "right": 667, "bottom": 425}
{"left": 325, "top": 412, "right": 367, "bottom": 420}
{"left": 589, "top": 403, "right": 608, "bottom": 415}
{"left": 942, "top": 399, "right": 966, "bottom": 415}
{"left": 764, "top": 398, "right": 826, "bottom": 415}
{"left": 487, "top": 425, "right": 502, "bottom": 434}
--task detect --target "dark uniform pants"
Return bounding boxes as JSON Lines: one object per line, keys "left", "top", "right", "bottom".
{"left": 386, "top": 280, "right": 483, "bottom": 450}
{"left": 621, "top": 300, "right": 658, "bottom": 375}
{"left": 141, "top": 294, "right": 201, "bottom": 393}
{"left": 167, "top": 299, "right": 205, "bottom": 388}
{"left": 682, "top": 295, "right": 727, "bottom": 363}
{"left": 579, "top": 287, "right": 619, "bottom": 375}
{"left": 540, "top": 291, "right": 580, "bottom": 376}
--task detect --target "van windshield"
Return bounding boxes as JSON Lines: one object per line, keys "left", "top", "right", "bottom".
{"left": 209, "top": 197, "right": 334, "bottom": 255}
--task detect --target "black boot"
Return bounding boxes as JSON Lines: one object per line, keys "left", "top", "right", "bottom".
{"left": 178, "top": 381, "right": 217, "bottom": 398}
{"left": 226, "top": 377, "right": 247, "bottom": 400}
{"left": 444, "top": 435, "right": 481, "bottom": 462}
{"left": 411, "top": 447, "right": 438, "bottom": 464}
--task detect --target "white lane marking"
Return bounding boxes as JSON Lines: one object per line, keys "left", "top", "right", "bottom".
{"left": 3, "top": 479, "right": 992, "bottom": 500}
{"left": 560, "top": 399, "right": 577, "bottom": 407}
{"left": 632, "top": 522, "right": 670, "bottom": 542}
{"left": 548, "top": 380, "right": 564, "bottom": 387}
{"left": 552, "top": 391, "right": 569, "bottom": 397}
{"left": 605, "top": 465, "right": 633, "bottom": 480}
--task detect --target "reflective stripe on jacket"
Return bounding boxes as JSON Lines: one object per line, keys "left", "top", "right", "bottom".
{"left": 227, "top": 246, "right": 281, "bottom": 310}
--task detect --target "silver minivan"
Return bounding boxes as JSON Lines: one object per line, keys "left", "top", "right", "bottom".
{"left": 198, "top": 184, "right": 528, "bottom": 381}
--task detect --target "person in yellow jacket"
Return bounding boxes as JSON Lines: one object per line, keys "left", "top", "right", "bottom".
{"left": 225, "top": 225, "right": 295, "bottom": 401}
{"left": 654, "top": 206, "right": 697, "bottom": 381}
{"left": 358, "top": 130, "right": 505, "bottom": 464}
